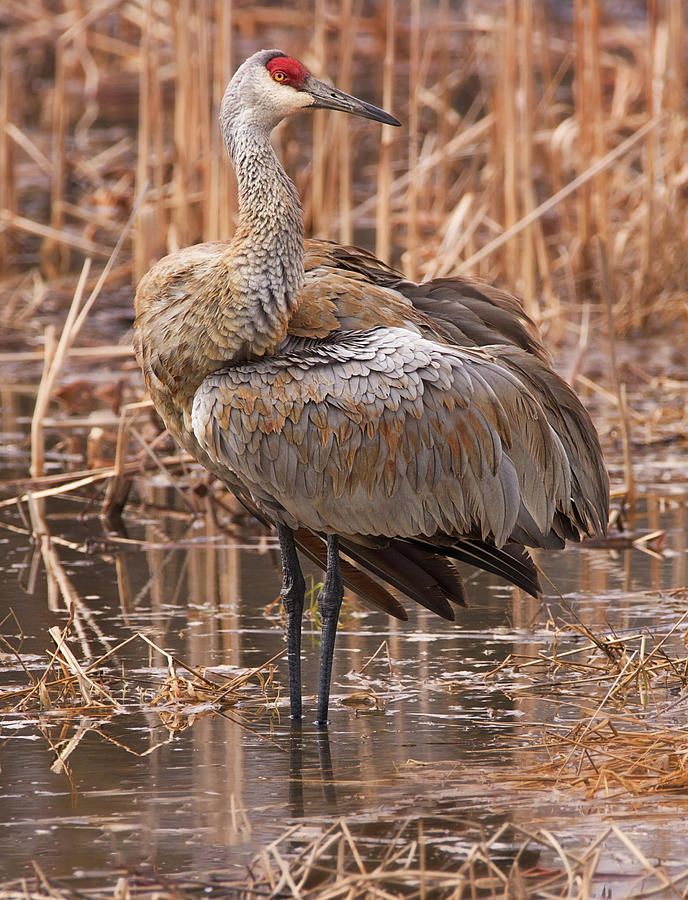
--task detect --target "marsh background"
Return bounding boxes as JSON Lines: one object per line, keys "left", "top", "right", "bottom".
{"left": 1, "top": 1, "right": 688, "bottom": 897}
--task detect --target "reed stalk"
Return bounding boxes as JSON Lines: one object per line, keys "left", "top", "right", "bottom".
{"left": 0, "top": 1, "right": 684, "bottom": 362}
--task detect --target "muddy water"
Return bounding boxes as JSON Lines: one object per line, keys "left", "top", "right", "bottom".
{"left": 1, "top": 446, "right": 688, "bottom": 890}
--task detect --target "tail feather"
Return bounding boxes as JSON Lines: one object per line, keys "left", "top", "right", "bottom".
{"left": 339, "top": 539, "right": 458, "bottom": 621}
{"left": 401, "top": 544, "right": 468, "bottom": 607}
{"left": 222, "top": 482, "right": 538, "bottom": 613}
{"left": 293, "top": 529, "right": 408, "bottom": 620}
{"left": 409, "top": 537, "right": 541, "bottom": 598}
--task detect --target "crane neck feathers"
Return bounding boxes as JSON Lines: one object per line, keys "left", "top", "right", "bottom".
{"left": 217, "top": 111, "right": 304, "bottom": 356}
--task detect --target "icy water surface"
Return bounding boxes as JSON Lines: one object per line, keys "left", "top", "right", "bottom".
{"left": 1, "top": 475, "right": 688, "bottom": 894}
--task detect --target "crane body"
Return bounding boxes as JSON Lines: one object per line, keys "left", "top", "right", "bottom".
{"left": 134, "top": 50, "right": 609, "bottom": 726}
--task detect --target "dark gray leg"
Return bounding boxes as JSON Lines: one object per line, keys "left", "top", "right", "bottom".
{"left": 316, "top": 534, "right": 344, "bottom": 727}
{"left": 277, "top": 524, "right": 305, "bottom": 720}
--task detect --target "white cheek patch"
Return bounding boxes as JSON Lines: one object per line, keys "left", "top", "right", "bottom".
{"left": 284, "top": 90, "right": 314, "bottom": 114}
{"left": 258, "top": 68, "right": 314, "bottom": 118}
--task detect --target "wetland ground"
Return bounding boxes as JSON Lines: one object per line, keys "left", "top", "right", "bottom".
{"left": 2, "top": 2, "right": 688, "bottom": 896}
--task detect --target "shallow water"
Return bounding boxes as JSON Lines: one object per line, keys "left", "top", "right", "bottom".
{"left": 1, "top": 466, "right": 688, "bottom": 894}
{"left": 1, "top": 358, "right": 688, "bottom": 893}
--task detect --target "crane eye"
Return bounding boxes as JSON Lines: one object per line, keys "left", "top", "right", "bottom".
{"left": 272, "top": 71, "right": 287, "bottom": 83}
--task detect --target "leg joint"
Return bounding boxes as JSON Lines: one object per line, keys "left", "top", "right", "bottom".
{"left": 281, "top": 569, "right": 306, "bottom": 606}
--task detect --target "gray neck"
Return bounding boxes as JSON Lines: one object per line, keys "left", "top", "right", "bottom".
{"left": 221, "top": 112, "right": 304, "bottom": 355}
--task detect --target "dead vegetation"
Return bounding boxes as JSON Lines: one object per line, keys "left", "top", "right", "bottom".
{"left": 533, "top": 722, "right": 688, "bottom": 796}
{"left": 232, "top": 818, "right": 688, "bottom": 900}
{"left": 6, "top": 601, "right": 688, "bottom": 800}
{"left": 0, "top": 0, "right": 686, "bottom": 519}
{"left": 1, "top": 0, "right": 687, "bottom": 334}
{"left": 1, "top": 818, "right": 687, "bottom": 899}
{"left": 1, "top": 2, "right": 688, "bottom": 897}
{"left": 0, "top": 607, "right": 281, "bottom": 780}
{"left": 477, "top": 607, "right": 688, "bottom": 799}
{"left": 0, "top": 0, "right": 685, "bottom": 537}
{"left": 3, "top": 579, "right": 688, "bottom": 895}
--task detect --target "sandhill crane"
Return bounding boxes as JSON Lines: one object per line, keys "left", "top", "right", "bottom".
{"left": 134, "top": 49, "right": 609, "bottom": 727}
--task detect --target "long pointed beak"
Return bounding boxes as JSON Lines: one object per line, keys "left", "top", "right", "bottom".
{"left": 305, "top": 75, "right": 401, "bottom": 126}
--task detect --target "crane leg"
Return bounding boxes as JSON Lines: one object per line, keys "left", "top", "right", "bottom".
{"left": 277, "top": 524, "right": 306, "bottom": 720}
{"left": 316, "top": 534, "right": 344, "bottom": 727}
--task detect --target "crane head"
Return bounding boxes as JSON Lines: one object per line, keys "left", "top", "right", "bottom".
{"left": 224, "top": 49, "right": 401, "bottom": 131}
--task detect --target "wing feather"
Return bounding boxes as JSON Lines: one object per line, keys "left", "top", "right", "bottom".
{"left": 192, "top": 327, "right": 573, "bottom": 553}
{"left": 140, "top": 237, "right": 607, "bottom": 616}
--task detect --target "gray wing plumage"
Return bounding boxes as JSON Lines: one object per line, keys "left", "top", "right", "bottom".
{"left": 144, "top": 239, "right": 609, "bottom": 618}
{"left": 192, "top": 327, "right": 574, "bottom": 554}
{"left": 303, "top": 240, "right": 609, "bottom": 542}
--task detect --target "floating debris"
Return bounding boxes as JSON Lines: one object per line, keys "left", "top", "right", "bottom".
{"left": 1, "top": 612, "right": 282, "bottom": 779}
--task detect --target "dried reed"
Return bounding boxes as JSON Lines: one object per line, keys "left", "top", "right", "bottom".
{"left": 1, "top": 1, "right": 685, "bottom": 335}
{"left": 233, "top": 818, "right": 688, "bottom": 900}
{"left": 485, "top": 609, "right": 688, "bottom": 798}
{"left": 2, "top": 818, "right": 686, "bottom": 899}
{"left": 0, "top": 1, "right": 686, "bottom": 526}
{"left": 2, "top": 615, "right": 282, "bottom": 778}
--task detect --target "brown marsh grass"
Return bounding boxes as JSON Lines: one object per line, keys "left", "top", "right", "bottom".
{"left": 1, "top": 819, "right": 686, "bottom": 898}
{"left": 1, "top": 0, "right": 686, "bottom": 341}
{"left": 0, "top": 1, "right": 686, "bottom": 508}
{"left": 0, "top": 606, "right": 282, "bottom": 782}
{"left": 1, "top": 8, "right": 687, "bottom": 895}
